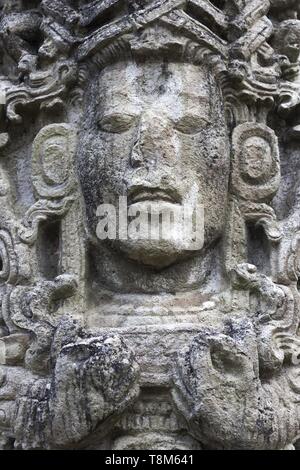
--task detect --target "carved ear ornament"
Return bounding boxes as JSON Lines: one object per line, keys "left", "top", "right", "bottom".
{"left": 231, "top": 122, "right": 280, "bottom": 202}
{"left": 224, "top": 122, "right": 282, "bottom": 276}
{"left": 19, "top": 124, "right": 78, "bottom": 245}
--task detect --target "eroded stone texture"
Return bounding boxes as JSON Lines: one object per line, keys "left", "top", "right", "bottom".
{"left": 0, "top": 0, "right": 300, "bottom": 450}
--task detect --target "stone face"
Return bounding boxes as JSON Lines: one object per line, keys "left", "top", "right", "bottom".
{"left": 0, "top": 0, "right": 300, "bottom": 450}
{"left": 79, "top": 59, "right": 229, "bottom": 270}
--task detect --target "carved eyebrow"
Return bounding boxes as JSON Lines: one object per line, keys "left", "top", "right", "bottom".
{"left": 173, "top": 111, "right": 212, "bottom": 121}
{"left": 171, "top": 106, "right": 212, "bottom": 124}
{"left": 98, "top": 94, "right": 141, "bottom": 114}
{"left": 174, "top": 92, "right": 211, "bottom": 117}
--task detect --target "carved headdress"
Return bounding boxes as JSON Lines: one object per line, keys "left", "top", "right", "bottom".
{"left": 1, "top": 0, "right": 299, "bottom": 126}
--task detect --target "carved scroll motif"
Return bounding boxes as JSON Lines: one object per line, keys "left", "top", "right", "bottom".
{"left": 19, "top": 124, "right": 77, "bottom": 244}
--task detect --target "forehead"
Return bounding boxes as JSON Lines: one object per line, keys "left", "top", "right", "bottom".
{"left": 97, "top": 60, "right": 219, "bottom": 109}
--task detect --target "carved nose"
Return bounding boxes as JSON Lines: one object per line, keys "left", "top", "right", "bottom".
{"left": 130, "top": 115, "right": 170, "bottom": 169}
{"left": 131, "top": 135, "right": 143, "bottom": 168}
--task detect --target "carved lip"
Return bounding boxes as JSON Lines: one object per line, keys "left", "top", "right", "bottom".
{"left": 128, "top": 187, "right": 181, "bottom": 205}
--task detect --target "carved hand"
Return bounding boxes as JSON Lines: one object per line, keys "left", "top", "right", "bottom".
{"left": 173, "top": 318, "right": 299, "bottom": 449}
{"left": 14, "top": 332, "right": 140, "bottom": 449}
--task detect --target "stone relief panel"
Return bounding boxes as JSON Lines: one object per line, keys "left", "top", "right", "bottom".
{"left": 0, "top": 0, "right": 299, "bottom": 450}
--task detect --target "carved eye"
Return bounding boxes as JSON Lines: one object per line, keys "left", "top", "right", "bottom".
{"left": 98, "top": 114, "right": 137, "bottom": 133}
{"left": 174, "top": 115, "right": 211, "bottom": 135}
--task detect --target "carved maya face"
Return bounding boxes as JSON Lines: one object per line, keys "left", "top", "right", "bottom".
{"left": 79, "top": 59, "right": 230, "bottom": 269}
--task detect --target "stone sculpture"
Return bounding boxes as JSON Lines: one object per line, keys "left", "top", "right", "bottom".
{"left": 0, "top": 0, "right": 300, "bottom": 450}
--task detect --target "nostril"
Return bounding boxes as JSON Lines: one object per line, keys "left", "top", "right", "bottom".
{"left": 131, "top": 141, "right": 143, "bottom": 168}
{"left": 131, "top": 152, "right": 142, "bottom": 168}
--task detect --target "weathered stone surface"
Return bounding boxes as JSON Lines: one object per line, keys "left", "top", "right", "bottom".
{"left": 0, "top": 0, "right": 300, "bottom": 450}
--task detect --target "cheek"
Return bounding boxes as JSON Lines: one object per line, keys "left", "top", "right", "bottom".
{"left": 78, "top": 130, "right": 135, "bottom": 198}
{"left": 180, "top": 130, "right": 230, "bottom": 231}
{"left": 180, "top": 130, "right": 230, "bottom": 186}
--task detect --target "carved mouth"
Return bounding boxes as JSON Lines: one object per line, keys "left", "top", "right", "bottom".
{"left": 128, "top": 187, "right": 181, "bottom": 205}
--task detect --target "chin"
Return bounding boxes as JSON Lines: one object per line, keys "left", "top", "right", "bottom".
{"left": 116, "top": 238, "right": 194, "bottom": 270}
